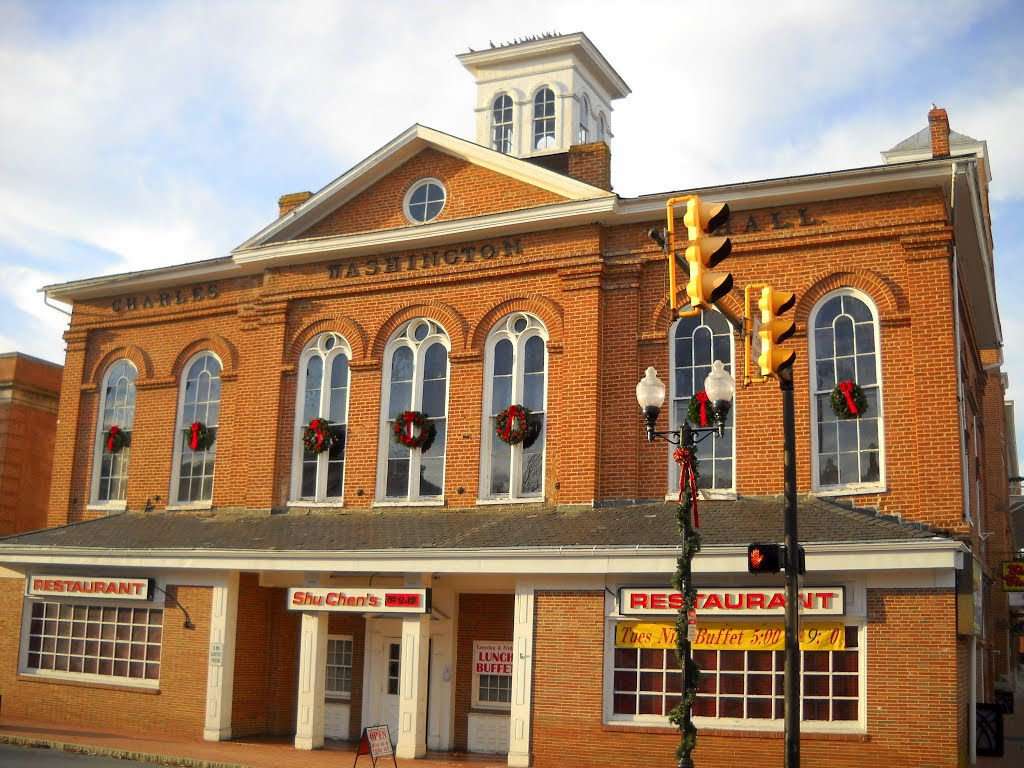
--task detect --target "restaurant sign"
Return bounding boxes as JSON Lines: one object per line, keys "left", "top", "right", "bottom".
{"left": 1001, "top": 561, "right": 1024, "bottom": 592}
{"left": 27, "top": 575, "right": 154, "bottom": 601}
{"left": 619, "top": 586, "right": 845, "bottom": 616}
{"left": 287, "top": 587, "right": 431, "bottom": 614}
{"left": 615, "top": 621, "right": 845, "bottom": 652}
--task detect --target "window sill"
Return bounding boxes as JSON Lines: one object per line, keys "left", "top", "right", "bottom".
{"left": 813, "top": 484, "right": 887, "bottom": 498}
{"left": 86, "top": 502, "right": 126, "bottom": 513}
{"left": 287, "top": 500, "right": 344, "bottom": 509}
{"left": 325, "top": 695, "right": 352, "bottom": 703}
{"left": 17, "top": 671, "right": 159, "bottom": 694}
{"left": 164, "top": 502, "right": 213, "bottom": 512}
{"left": 469, "top": 707, "right": 511, "bottom": 715}
{"left": 602, "top": 721, "right": 867, "bottom": 740}
{"left": 476, "top": 497, "right": 544, "bottom": 506}
{"left": 664, "top": 490, "right": 736, "bottom": 502}
{"left": 372, "top": 499, "right": 446, "bottom": 508}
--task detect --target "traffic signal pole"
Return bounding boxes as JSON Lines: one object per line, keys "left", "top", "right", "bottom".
{"left": 780, "top": 364, "right": 800, "bottom": 768}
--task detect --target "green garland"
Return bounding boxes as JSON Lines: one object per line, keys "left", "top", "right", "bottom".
{"left": 104, "top": 424, "right": 128, "bottom": 454}
{"left": 686, "top": 391, "right": 712, "bottom": 427}
{"left": 392, "top": 410, "right": 436, "bottom": 450}
{"left": 495, "top": 404, "right": 534, "bottom": 445}
{"left": 830, "top": 380, "right": 868, "bottom": 419}
{"left": 303, "top": 418, "right": 334, "bottom": 454}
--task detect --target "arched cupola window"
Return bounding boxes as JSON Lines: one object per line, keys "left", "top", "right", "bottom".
{"left": 578, "top": 95, "right": 590, "bottom": 144}
{"left": 492, "top": 94, "right": 513, "bottom": 154}
{"left": 533, "top": 87, "right": 556, "bottom": 150}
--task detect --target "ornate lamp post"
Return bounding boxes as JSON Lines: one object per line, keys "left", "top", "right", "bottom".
{"left": 636, "top": 362, "right": 734, "bottom": 768}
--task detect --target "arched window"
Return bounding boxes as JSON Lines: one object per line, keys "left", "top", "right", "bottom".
{"left": 597, "top": 113, "right": 606, "bottom": 142}
{"left": 809, "top": 290, "right": 884, "bottom": 491}
{"left": 578, "top": 95, "right": 590, "bottom": 144}
{"left": 492, "top": 94, "right": 513, "bottom": 154}
{"left": 481, "top": 314, "right": 547, "bottom": 500}
{"left": 533, "top": 87, "right": 556, "bottom": 150}
{"left": 171, "top": 352, "right": 221, "bottom": 505}
{"left": 670, "top": 311, "right": 734, "bottom": 492}
{"left": 379, "top": 319, "right": 449, "bottom": 502}
{"left": 91, "top": 360, "right": 137, "bottom": 505}
{"left": 293, "top": 333, "right": 351, "bottom": 502}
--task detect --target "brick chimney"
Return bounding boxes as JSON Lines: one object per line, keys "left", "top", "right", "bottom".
{"left": 278, "top": 191, "right": 312, "bottom": 217}
{"left": 928, "top": 106, "right": 951, "bottom": 158}
{"left": 568, "top": 142, "right": 612, "bottom": 191}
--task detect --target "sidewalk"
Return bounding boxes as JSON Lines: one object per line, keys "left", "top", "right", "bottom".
{"left": 976, "top": 693, "right": 1024, "bottom": 768}
{"left": 0, "top": 717, "right": 506, "bottom": 768}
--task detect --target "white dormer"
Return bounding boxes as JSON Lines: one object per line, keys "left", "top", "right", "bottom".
{"left": 457, "top": 32, "right": 631, "bottom": 159}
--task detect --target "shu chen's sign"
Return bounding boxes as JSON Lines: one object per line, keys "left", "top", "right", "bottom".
{"left": 27, "top": 575, "right": 154, "bottom": 601}
{"left": 619, "top": 586, "right": 845, "bottom": 616}
{"left": 287, "top": 587, "right": 431, "bottom": 613}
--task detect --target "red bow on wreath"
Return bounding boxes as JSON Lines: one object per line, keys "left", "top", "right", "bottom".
{"left": 673, "top": 447, "right": 699, "bottom": 529}
{"left": 106, "top": 425, "right": 121, "bottom": 453}
{"left": 310, "top": 419, "right": 328, "bottom": 451}
{"left": 838, "top": 381, "right": 859, "bottom": 415}
{"left": 189, "top": 422, "right": 203, "bottom": 450}
{"left": 695, "top": 391, "right": 710, "bottom": 427}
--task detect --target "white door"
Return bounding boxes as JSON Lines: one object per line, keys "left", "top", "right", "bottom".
{"left": 380, "top": 638, "right": 402, "bottom": 743}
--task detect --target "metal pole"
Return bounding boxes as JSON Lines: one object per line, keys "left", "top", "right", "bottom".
{"left": 780, "top": 365, "right": 800, "bottom": 768}
{"left": 678, "top": 422, "right": 695, "bottom": 768}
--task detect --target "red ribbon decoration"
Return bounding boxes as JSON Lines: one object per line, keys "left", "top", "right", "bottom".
{"left": 673, "top": 447, "right": 699, "bottom": 529}
{"left": 501, "top": 405, "right": 525, "bottom": 442}
{"left": 838, "top": 381, "right": 859, "bottom": 414}
{"left": 106, "top": 425, "right": 120, "bottom": 452}
{"left": 696, "top": 391, "right": 710, "bottom": 427}
{"left": 310, "top": 419, "right": 326, "bottom": 451}
{"left": 190, "top": 422, "right": 201, "bottom": 450}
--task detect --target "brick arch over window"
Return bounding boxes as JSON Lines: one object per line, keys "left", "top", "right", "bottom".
{"left": 796, "top": 270, "right": 905, "bottom": 327}
{"left": 286, "top": 316, "right": 368, "bottom": 366}
{"left": 471, "top": 295, "right": 564, "bottom": 353}
{"left": 371, "top": 301, "right": 468, "bottom": 359}
{"left": 648, "top": 292, "right": 744, "bottom": 338}
{"left": 87, "top": 345, "right": 153, "bottom": 387}
{"left": 169, "top": 336, "right": 238, "bottom": 380}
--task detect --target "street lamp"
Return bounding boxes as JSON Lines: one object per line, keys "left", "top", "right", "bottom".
{"left": 636, "top": 362, "right": 734, "bottom": 768}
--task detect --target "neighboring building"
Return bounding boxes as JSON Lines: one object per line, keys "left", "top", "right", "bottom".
{"left": 0, "top": 352, "right": 62, "bottom": 536}
{"left": 0, "top": 33, "right": 1014, "bottom": 768}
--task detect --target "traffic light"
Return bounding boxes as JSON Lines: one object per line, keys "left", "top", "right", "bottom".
{"left": 747, "top": 543, "right": 783, "bottom": 574}
{"left": 683, "top": 197, "right": 733, "bottom": 310}
{"left": 757, "top": 285, "right": 796, "bottom": 377}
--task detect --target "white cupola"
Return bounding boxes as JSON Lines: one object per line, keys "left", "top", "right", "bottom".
{"left": 457, "top": 32, "right": 630, "bottom": 159}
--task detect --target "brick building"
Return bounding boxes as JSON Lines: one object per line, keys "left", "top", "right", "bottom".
{"left": 0, "top": 33, "right": 1015, "bottom": 768}
{"left": 0, "top": 352, "right": 62, "bottom": 536}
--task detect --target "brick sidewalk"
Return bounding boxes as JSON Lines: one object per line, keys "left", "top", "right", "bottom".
{"left": 0, "top": 718, "right": 506, "bottom": 768}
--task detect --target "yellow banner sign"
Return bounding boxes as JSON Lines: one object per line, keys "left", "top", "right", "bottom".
{"left": 616, "top": 622, "right": 845, "bottom": 652}
{"left": 1002, "top": 561, "right": 1024, "bottom": 592}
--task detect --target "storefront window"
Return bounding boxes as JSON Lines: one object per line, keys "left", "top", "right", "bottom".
{"left": 24, "top": 600, "right": 163, "bottom": 685}
{"left": 472, "top": 640, "right": 513, "bottom": 709}
{"left": 326, "top": 635, "right": 353, "bottom": 698}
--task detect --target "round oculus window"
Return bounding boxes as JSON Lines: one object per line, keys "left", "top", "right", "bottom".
{"left": 404, "top": 179, "right": 446, "bottom": 224}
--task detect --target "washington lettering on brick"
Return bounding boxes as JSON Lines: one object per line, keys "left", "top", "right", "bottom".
{"left": 328, "top": 238, "right": 524, "bottom": 279}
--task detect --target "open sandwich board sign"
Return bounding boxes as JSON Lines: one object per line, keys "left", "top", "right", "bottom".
{"left": 353, "top": 724, "right": 397, "bottom": 767}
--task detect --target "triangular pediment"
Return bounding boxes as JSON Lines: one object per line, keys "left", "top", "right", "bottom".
{"left": 234, "top": 125, "right": 613, "bottom": 255}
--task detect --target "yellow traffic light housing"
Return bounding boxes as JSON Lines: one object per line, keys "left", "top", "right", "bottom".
{"left": 757, "top": 286, "right": 796, "bottom": 377}
{"left": 683, "top": 198, "right": 733, "bottom": 310}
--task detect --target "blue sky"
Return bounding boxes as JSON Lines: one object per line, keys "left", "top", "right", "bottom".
{"left": 2, "top": 0, "right": 1023, "bottom": 454}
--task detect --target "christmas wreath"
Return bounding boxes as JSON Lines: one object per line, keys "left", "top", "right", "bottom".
{"left": 302, "top": 418, "right": 336, "bottom": 454}
{"left": 495, "top": 404, "right": 534, "bottom": 445}
{"left": 392, "top": 410, "right": 436, "bottom": 450}
{"left": 104, "top": 424, "right": 128, "bottom": 453}
{"left": 686, "top": 391, "right": 712, "bottom": 427}
{"left": 184, "top": 421, "right": 211, "bottom": 451}
{"left": 830, "top": 380, "right": 868, "bottom": 419}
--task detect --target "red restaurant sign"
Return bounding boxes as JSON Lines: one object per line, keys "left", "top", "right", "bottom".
{"left": 474, "top": 641, "right": 514, "bottom": 675}
{"left": 287, "top": 587, "right": 431, "bottom": 614}
{"left": 27, "top": 575, "right": 153, "bottom": 601}
{"left": 619, "top": 586, "right": 845, "bottom": 616}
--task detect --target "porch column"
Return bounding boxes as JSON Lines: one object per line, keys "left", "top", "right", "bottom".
{"left": 508, "top": 581, "right": 536, "bottom": 767}
{"left": 294, "top": 610, "right": 328, "bottom": 750}
{"left": 396, "top": 614, "right": 431, "bottom": 758}
{"left": 203, "top": 573, "right": 239, "bottom": 741}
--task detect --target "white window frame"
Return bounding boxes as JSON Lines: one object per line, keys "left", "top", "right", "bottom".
{"left": 596, "top": 113, "right": 607, "bottom": 142}
{"left": 403, "top": 178, "right": 446, "bottom": 224}
{"left": 492, "top": 93, "right": 513, "bottom": 154}
{"left": 19, "top": 595, "right": 165, "bottom": 690}
{"left": 578, "top": 94, "right": 590, "bottom": 144}
{"left": 532, "top": 87, "right": 556, "bottom": 150}
{"left": 89, "top": 359, "right": 138, "bottom": 509}
{"left": 326, "top": 634, "right": 354, "bottom": 700}
{"left": 668, "top": 310, "right": 736, "bottom": 498}
{"left": 168, "top": 352, "right": 221, "bottom": 508}
{"left": 808, "top": 289, "right": 886, "bottom": 495}
{"left": 479, "top": 313, "right": 547, "bottom": 503}
{"left": 290, "top": 332, "right": 352, "bottom": 505}
{"left": 376, "top": 319, "right": 450, "bottom": 504}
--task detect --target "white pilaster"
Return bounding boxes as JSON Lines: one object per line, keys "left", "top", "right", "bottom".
{"left": 203, "top": 573, "right": 239, "bottom": 741}
{"left": 508, "top": 581, "right": 536, "bottom": 767}
{"left": 294, "top": 611, "right": 328, "bottom": 750}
